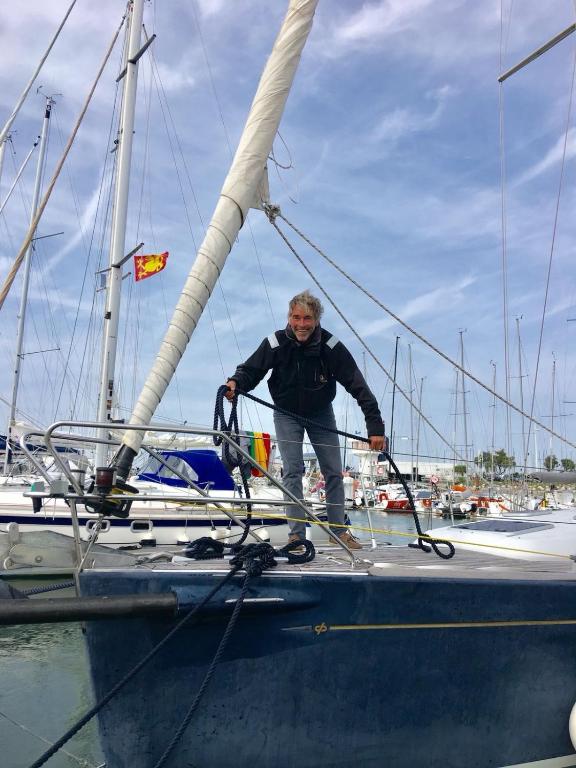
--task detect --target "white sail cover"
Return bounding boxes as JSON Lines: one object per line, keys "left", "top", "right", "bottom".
{"left": 121, "top": 0, "right": 319, "bottom": 455}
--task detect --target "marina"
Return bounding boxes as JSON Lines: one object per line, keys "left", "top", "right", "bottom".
{"left": 1, "top": 0, "right": 576, "bottom": 766}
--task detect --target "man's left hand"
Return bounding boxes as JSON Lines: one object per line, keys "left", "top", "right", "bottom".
{"left": 369, "top": 435, "right": 385, "bottom": 451}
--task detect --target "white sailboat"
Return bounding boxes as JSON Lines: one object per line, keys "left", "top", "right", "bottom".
{"left": 0, "top": 1, "right": 331, "bottom": 563}
{"left": 36, "top": 3, "right": 576, "bottom": 767}
{"left": 4, "top": 4, "right": 576, "bottom": 767}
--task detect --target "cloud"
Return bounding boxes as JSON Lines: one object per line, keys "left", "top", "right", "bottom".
{"left": 514, "top": 127, "right": 576, "bottom": 186}
{"left": 359, "top": 274, "right": 477, "bottom": 339}
{"left": 333, "top": 0, "right": 436, "bottom": 47}
{"left": 370, "top": 85, "right": 457, "bottom": 143}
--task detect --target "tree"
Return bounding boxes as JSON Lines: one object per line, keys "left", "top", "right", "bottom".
{"left": 493, "top": 449, "right": 515, "bottom": 476}
{"left": 454, "top": 464, "right": 467, "bottom": 481}
{"left": 473, "top": 449, "right": 515, "bottom": 478}
{"left": 474, "top": 451, "right": 494, "bottom": 470}
{"left": 560, "top": 458, "right": 575, "bottom": 472}
{"left": 543, "top": 455, "right": 558, "bottom": 471}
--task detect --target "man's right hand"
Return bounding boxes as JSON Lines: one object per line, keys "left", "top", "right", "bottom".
{"left": 225, "top": 379, "right": 237, "bottom": 401}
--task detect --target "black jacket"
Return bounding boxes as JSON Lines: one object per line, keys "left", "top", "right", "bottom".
{"left": 230, "top": 325, "right": 384, "bottom": 437}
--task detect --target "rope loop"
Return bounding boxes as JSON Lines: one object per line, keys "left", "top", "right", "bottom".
{"left": 213, "top": 385, "right": 252, "bottom": 543}
{"left": 229, "top": 386, "right": 454, "bottom": 561}
{"left": 183, "top": 537, "right": 226, "bottom": 560}
{"left": 229, "top": 542, "right": 279, "bottom": 577}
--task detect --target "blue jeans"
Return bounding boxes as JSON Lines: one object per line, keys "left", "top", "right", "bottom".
{"left": 273, "top": 405, "right": 344, "bottom": 538}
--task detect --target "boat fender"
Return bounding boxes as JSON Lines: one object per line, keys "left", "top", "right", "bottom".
{"left": 569, "top": 702, "right": 576, "bottom": 750}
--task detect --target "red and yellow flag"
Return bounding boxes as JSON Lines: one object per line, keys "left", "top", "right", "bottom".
{"left": 134, "top": 251, "right": 169, "bottom": 282}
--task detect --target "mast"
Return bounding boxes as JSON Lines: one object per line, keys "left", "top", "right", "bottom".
{"left": 389, "top": 335, "right": 400, "bottom": 460}
{"left": 408, "top": 343, "right": 414, "bottom": 483}
{"left": 0, "top": 138, "right": 40, "bottom": 218}
{"left": 95, "top": 0, "right": 145, "bottom": 468}
{"left": 490, "top": 361, "right": 496, "bottom": 484}
{"left": 0, "top": 0, "right": 78, "bottom": 147}
{"left": 415, "top": 377, "right": 424, "bottom": 484}
{"left": 550, "top": 354, "right": 556, "bottom": 462}
{"left": 516, "top": 316, "right": 527, "bottom": 469}
{"left": 114, "top": 0, "right": 320, "bottom": 476}
{"left": 3, "top": 98, "right": 53, "bottom": 473}
{"left": 0, "top": 135, "right": 9, "bottom": 197}
{"left": 459, "top": 329, "right": 469, "bottom": 474}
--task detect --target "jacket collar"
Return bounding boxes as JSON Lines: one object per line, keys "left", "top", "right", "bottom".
{"left": 285, "top": 323, "right": 322, "bottom": 355}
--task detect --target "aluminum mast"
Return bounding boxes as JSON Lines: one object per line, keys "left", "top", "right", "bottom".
{"left": 94, "top": 0, "right": 145, "bottom": 468}
{"left": 115, "top": 0, "right": 319, "bottom": 476}
{"left": 3, "top": 98, "right": 53, "bottom": 472}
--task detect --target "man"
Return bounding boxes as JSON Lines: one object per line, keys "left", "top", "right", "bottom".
{"left": 226, "top": 290, "right": 385, "bottom": 550}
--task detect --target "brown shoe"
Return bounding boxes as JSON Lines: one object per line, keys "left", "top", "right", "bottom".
{"left": 331, "top": 530, "right": 362, "bottom": 550}
{"left": 287, "top": 533, "right": 306, "bottom": 553}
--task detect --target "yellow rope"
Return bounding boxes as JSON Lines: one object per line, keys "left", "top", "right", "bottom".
{"left": 164, "top": 505, "right": 573, "bottom": 560}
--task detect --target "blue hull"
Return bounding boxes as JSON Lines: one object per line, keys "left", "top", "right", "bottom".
{"left": 81, "top": 568, "right": 576, "bottom": 767}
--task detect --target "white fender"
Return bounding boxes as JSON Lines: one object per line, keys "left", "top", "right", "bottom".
{"left": 569, "top": 701, "right": 576, "bottom": 749}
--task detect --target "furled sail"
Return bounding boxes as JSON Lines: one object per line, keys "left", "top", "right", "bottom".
{"left": 115, "top": 0, "right": 319, "bottom": 473}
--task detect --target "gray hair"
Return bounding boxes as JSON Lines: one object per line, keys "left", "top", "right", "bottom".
{"left": 288, "top": 290, "right": 324, "bottom": 321}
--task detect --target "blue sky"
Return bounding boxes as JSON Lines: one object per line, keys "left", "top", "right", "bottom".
{"left": 0, "top": 0, "right": 575, "bottom": 471}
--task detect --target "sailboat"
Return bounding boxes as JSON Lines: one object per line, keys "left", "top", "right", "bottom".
{"left": 5, "top": 2, "right": 576, "bottom": 767}
{"left": 76, "top": 3, "right": 576, "bottom": 767}
{"left": 0, "top": 1, "right": 330, "bottom": 562}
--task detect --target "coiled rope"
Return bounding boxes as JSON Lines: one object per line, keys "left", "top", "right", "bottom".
{"left": 219, "top": 386, "right": 454, "bottom": 560}
{"left": 212, "top": 385, "right": 255, "bottom": 544}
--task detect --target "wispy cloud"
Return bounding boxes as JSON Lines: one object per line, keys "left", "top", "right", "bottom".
{"left": 360, "top": 275, "right": 477, "bottom": 339}
{"left": 370, "top": 85, "right": 457, "bottom": 143}
{"left": 334, "top": 0, "right": 437, "bottom": 45}
{"left": 514, "top": 128, "right": 576, "bottom": 187}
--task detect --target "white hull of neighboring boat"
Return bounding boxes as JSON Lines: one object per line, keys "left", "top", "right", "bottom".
{"left": 0, "top": 485, "right": 331, "bottom": 548}
{"left": 427, "top": 507, "right": 576, "bottom": 561}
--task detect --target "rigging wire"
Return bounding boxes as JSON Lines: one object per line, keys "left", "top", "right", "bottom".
{"left": 145, "top": 26, "right": 265, "bottom": 435}
{"left": 523, "top": 40, "right": 576, "bottom": 467}
{"left": 188, "top": 2, "right": 278, "bottom": 329}
{"left": 499, "top": 0, "right": 512, "bottom": 460}
{"left": 265, "top": 208, "right": 467, "bottom": 462}
{"left": 267, "top": 208, "right": 576, "bottom": 452}
{"left": 0, "top": 11, "right": 127, "bottom": 312}
{"left": 65, "top": 53, "right": 125, "bottom": 423}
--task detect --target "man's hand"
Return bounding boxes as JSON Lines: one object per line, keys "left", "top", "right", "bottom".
{"left": 225, "top": 379, "right": 237, "bottom": 401}
{"left": 369, "top": 435, "right": 385, "bottom": 452}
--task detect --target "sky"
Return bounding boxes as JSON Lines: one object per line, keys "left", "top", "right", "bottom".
{"left": 0, "top": 0, "right": 575, "bottom": 472}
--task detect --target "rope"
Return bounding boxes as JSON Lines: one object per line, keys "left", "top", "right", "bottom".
{"left": 523, "top": 42, "right": 576, "bottom": 467}
{"left": 183, "top": 536, "right": 315, "bottom": 567}
{"left": 0, "top": 12, "right": 126, "bottom": 313}
{"left": 266, "top": 207, "right": 576, "bottom": 453}
{"left": 151, "top": 574, "right": 251, "bottom": 768}
{"left": 20, "top": 580, "right": 76, "bottom": 596}
{"left": 227, "top": 386, "right": 454, "bottom": 560}
{"left": 26, "top": 566, "right": 240, "bottom": 768}
{"left": 213, "top": 385, "right": 253, "bottom": 543}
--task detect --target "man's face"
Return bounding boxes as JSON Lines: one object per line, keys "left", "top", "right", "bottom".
{"left": 288, "top": 304, "right": 317, "bottom": 342}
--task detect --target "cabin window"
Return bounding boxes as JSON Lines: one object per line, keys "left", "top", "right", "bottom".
{"left": 131, "top": 520, "right": 153, "bottom": 533}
